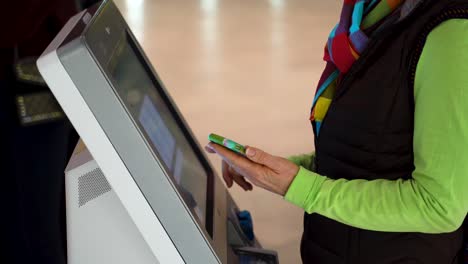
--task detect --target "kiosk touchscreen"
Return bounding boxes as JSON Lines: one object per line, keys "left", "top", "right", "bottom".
{"left": 37, "top": 1, "right": 278, "bottom": 264}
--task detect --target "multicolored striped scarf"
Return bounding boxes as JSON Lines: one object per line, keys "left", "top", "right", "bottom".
{"left": 311, "top": 0, "right": 404, "bottom": 135}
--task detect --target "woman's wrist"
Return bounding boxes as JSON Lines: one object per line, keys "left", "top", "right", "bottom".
{"left": 284, "top": 166, "right": 325, "bottom": 212}
{"left": 274, "top": 161, "right": 299, "bottom": 196}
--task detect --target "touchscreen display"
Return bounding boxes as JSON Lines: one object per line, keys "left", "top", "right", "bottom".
{"left": 108, "top": 33, "right": 210, "bottom": 230}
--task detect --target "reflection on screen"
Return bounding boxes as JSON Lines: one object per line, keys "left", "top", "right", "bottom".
{"left": 109, "top": 33, "right": 208, "bottom": 227}
{"left": 139, "top": 96, "right": 176, "bottom": 167}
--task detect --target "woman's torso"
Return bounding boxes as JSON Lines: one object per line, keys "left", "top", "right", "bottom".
{"left": 303, "top": 1, "right": 468, "bottom": 263}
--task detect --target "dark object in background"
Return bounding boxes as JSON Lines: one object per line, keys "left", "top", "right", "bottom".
{"left": 13, "top": 52, "right": 66, "bottom": 126}
{"left": 79, "top": 0, "right": 102, "bottom": 9}
{"left": 464, "top": 218, "right": 468, "bottom": 264}
{"left": 15, "top": 91, "right": 66, "bottom": 126}
{"left": 0, "top": 1, "right": 79, "bottom": 264}
{"left": 0, "top": 90, "right": 76, "bottom": 263}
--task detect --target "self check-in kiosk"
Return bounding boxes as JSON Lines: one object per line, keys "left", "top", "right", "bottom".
{"left": 37, "top": 1, "right": 278, "bottom": 263}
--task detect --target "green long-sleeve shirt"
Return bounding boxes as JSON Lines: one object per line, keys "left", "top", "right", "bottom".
{"left": 285, "top": 19, "right": 468, "bottom": 234}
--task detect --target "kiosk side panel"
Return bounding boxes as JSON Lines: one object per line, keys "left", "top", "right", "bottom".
{"left": 37, "top": 46, "right": 185, "bottom": 264}
{"left": 57, "top": 41, "right": 222, "bottom": 264}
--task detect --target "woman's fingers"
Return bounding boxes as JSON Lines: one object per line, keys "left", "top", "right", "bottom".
{"left": 207, "top": 143, "right": 257, "bottom": 173}
{"left": 232, "top": 173, "right": 253, "bottom": 191}
{"left": 223, "top": 160, "right": 253, "bottom": 191}
{"left": 208, "top": 142, "right": 266, "bottom": 187}
{"left": 205, "top": 142, "right": 265, "bottom": 191}
{"left": 245, "top": 146, "right": 281, "bottom": 172}
{"left": 205, "top": 142, "right": 298, "bottom": 195}
{"left": 221, "top": 160, "right": 234, "bottom": 187}
{"left": 204, "top": 146, "right": 216, "bottom": 153}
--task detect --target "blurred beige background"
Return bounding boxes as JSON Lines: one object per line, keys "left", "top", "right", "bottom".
{"left": 114, "top": 0, "right": 341, "bottom": 263}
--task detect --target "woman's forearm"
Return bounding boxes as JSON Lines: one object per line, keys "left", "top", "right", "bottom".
{"left": 285, "top": 168, "right": 466, "bottom": 233}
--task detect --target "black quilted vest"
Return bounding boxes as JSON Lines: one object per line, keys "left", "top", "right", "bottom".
{"left": 302, "top": 1, "right": 468, "bottom": 263}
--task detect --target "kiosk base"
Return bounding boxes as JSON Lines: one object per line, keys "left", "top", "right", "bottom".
{"left": 65, "top": 141, "right": 279, "bottom": 264}
{"left": 65, "top": 142, "right": 159, "bottom": 264}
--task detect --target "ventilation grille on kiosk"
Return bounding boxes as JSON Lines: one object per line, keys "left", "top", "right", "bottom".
{"left": 78, "top": 168, "right": 111, "bottom": 207}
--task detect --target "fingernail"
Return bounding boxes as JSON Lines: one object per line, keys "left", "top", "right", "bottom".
{"left": 246, "top": 147, "right": 256, "bottom": 157}
{"left": 207, "top": 143, "right": 214, "bottom": 150}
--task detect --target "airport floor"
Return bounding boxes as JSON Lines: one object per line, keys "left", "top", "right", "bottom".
{"left": 114, "top": 0, "right": 342, "bottom": 262}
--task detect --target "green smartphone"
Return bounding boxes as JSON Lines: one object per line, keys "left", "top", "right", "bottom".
{"left": 208, "top": 133, "right": 246, "bottom": 156}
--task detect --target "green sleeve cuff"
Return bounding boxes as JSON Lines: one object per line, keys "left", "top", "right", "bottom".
{"left": 287, "top": 152, "right": 316, "bottom": 171}
{"left": 284, "top": 166, "right": 324, "bottom": 212}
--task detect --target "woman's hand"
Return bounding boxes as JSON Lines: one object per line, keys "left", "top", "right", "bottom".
{"left": 205, "top": 143, "right": 299, "bottom": 196}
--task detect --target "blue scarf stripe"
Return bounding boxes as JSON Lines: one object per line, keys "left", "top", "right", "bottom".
{"left": 328, "top": 25, "right": 339, "bottom": 61}
{"left": 350, "top": 1, "right": 366, "bottom": 34}
{"left": 316, "top": 121, "right": 322, "bottom": 135}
